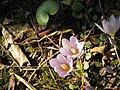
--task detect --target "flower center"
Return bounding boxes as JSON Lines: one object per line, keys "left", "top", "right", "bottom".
{"left": 70, "top": 48, "right": 79, "bottom": 55}
{"left": 109, "top": 31, "right": 115, "bottom": 37}
{"left": 60, "top": 64, "right": 70, "bottom": 71}
{"left": 67, "top": 46, "right": 79, "bottom": 55}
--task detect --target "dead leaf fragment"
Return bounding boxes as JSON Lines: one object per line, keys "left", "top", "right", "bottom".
{"left": 89, "top": 45, "right": 106, "bottom": 54}
{"left": 13, "top": 73, "right": 37, "bottom": 90}
{"left": 8, "top": 74, "right": 15, "bottom": 90}
{"left": 2, "top": 26, "right": 30, "bottom": 66}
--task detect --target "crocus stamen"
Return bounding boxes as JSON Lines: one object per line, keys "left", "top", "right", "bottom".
{"left": 67, "top": 46, "right": 79, "bottom": 55}
{"left": 70, "top": 48, "right": 79, "bottom": 55}
{"left": 60, "top": 64, "right": 70, "bottom": 71}
{"left": 110, "top": 31, "right": 115, "bottom": 37}
{"left": 59, "top": 36, "right": 84, "bottom": 59}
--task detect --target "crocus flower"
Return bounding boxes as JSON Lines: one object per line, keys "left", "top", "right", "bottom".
{"left": 49, "top": 54, "right": 73, "bottom": 77}
{"left": 95, "top": 15, "right": 120, "bottom": 37}
{"left": 59, "top": 36, "right": 84, "bottom": 59}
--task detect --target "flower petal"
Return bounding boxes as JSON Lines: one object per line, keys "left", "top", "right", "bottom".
{"left": 70, "top": 36, "right": 78, "bottom": 42}
{"left": 57, "top": 54, "right": 67, "bottom": 64}
{"left": 109, "top": 15, "right": 115, "bottom": 32}
{"left": 84, "top": 86, "right": 94, "bottom": 90}
{"left": 54, "top": 65, "right": 67, "bottom": 77}
{"left": 58, "top": 71, "right": 67, "bottom": 77}
{"left": 109, "top": 15, "right": 115, "bottom": 26}
{"left": 95, "top": 23, "right": 105, "bottom": 33}
{"left": 102, "top": 19, "right": 111, "bottom": 34}
{"left": 49, "top": 59, "right": 60, "bottom": 68}
{"left": 59, "top": 48, "right": 72, "bottom": 56}
{"left": 114, "top": 16, "right": 120, "bottom": 33}
{"left": 62, "top": 38, "right": 70, "bottom": 48}
{"left": 66, "top": 56, "right": 73, "bottom": 65}
{"left": 70, "top": 36, "right": 78, "bottom": 47}
{"left": 77, "top": 41, "right": 84, "bottom": 52}
{"left": 76, "top": 50, "right": 84, "bottom": 57}
{"left": 66, "top": 57, "right": 73, "bottom": 72}
{"left": 54, "top": 65, "right": 63, "bottom": 72}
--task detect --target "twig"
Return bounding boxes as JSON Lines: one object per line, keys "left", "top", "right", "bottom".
{"left": 79, "top": 58, "right": 84, "bottom": 90}
{"left": 28, "top": 51, "right": 59, "bottom": 82}
{"left": 114, "top": 45, "right": 120, "bottom": 66}
{"left": 98, "top": 0, "right": 104, "bottom": 15}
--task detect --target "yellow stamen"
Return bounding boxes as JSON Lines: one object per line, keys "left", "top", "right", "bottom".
{"left": 60, "top": 64, "right": 70, "bottom": 71}
{"left": 67, "top": 46, "right": 79, "bottom": 55}
{"left": 70, "top": 48, "right": 79, "bottom": 55}
{"left": 109, "top": 31, "right": 115, "bottom": 37}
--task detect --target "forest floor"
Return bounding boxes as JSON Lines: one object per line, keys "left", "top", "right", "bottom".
{"left": 0, "top": 0, "right": 120, "bottom": 90}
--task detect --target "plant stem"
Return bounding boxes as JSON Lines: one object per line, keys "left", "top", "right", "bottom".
{"left": 79, "top": 58, "right": 84, "bottom": 90}
{"left": 114, "top": 45, "right": 120, "bottom": 65}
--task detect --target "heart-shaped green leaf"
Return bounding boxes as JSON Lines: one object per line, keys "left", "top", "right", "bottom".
{"left": 36, "top": 0, "right": 59, "bottom": 25}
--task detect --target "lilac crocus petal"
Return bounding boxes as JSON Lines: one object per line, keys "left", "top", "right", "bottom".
{"left": 95, "top": 23, "right": 105, "bottom": 33}
{"left": 60, "top": 36, "right": 85, "bottom": 59}
{"left": 66, "top": 56, "right": 73, "bottom": 71}
{"left": 70, "top": 36, "right": 78, "bottom": 49}
{"left": 84, "top": 86, "right": 94, "bottom": 90}
{"left": 114, "top": 16, "right": 120, "bottom": 33}
{"left": 109, "top": 15, "right": 115, "bottom": 31}
{"left": 96, "top": 15, "right": 120, "bottom": 37}
{"left": 49, "top": 59, "right": 60, "bottom": 68}
{"left": 77, "top": 41, "right": 84, "bottom": 51}
{"left": 59, "top": 48, "right": 71, "bottom": 56}
{"left": 102, "top": 20, "right": 111, "bottom": 34}
{"left": 70, "top": 36, "right": 78, "bottom": 43}
{"left": 77, "top": 50, "right": 84, "bottom": 57}
{"left": 54, "top": 65, "right": 64, "bottom": 73}
{"left": 57, "top": 54, "right": 67, "bottom": 63}
{"left": 62, "top": 38, "right": 70, "bottom": 48}
{"left": 58, "top": 71, "right": 67, "bottom": 77}
{"left": 49, "top": 54, "right": 73, "bottom": 77}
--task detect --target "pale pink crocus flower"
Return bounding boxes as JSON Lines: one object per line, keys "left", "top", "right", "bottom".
{"left": 49, "top": 54, "right": 73, "bottom": 77}
{"left": 59, "top": 36, "right": 84, "bottom": 59}
{"left": 95, "top": 15, "right": 120, "bottom": 45}
{"left": 95, "top": 15, "right": 120, "bottom": 37}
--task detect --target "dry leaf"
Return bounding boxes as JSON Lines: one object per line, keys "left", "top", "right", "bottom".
{"left": 89, "top": 45, "right": 106, "bottom": 54}
{"left": 13, "top": 73, "right": 37, "bottom": 90}
{"left": 8, "top": 74, "right": 15, "bottom": 90}
{"left": 2, "top": 26, "right": 30, "bottom": 66}
{"left": 0, "top": 70, "right": 2, "bottom": 80}
{"left": 106, "top": 77, "right": 116, "bottom": 88}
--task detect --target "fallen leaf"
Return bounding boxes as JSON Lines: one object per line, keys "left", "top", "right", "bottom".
{"left": 8, "top": 74, "right": 15, "bottom": 90}
{"left": 89, "top": 45, "right": 106, "bottom": 54}
{"left": 2, "top": 26, "right": 30, "bottom": 66}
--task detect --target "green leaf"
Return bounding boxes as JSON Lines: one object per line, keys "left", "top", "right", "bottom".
{"left": 71, "top": 1, "right": 84, "bottom": 11}
{"left": 83, "top": 61, "right": 89, "bottom": 70}
{"left": 85, "top": 53, "right": 92, "bottom": 60}
{"left": 85, "top": 41, "right": 91, "bottom": 49}
{"left": 92, "top": 15, "right": 97, "bottom": 21}
{"left": 36, "top": 0, "right": 59, "bottom": 25}
{"left": 69, "top": 84, "right": 78, "bottom": 89}
{"left": 75, "top": 71, "right": 82, "bottom": 77}
{"left": 62, "top": 0, "right": 73, "bottom": 5}
{"left": 76, "top": 60, "right": 81, "bottom": 69}
{"left": 84, "top": 72, "right": 88, "bottom": 77}
{"left": 100, "top": 34, "right": 107, "bottom": 41}
{"left": 95, "top": 61, "right": 101, "bottom": 67}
